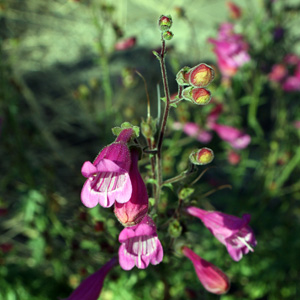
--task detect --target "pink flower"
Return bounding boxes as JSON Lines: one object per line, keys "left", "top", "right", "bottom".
{"left": 210, "top": 123, "right": 251, "bottom": 149}
{"left": 183, "top": 123, "right": 213, "bottom": 144}
{"left": 182, "top": 246, "right": 230, "bottom": 295}
{"left": 115, "top": 37, "right": 136, "bottom": 51}
{"left": 227, "top": 150, "right": 241, "bottom": 165}
{"left": 62, "top": 257, "right": 117, "bottom": 300}
{"left": 118, "top": 215, "right": 163, "bottom": 270}
{"left": 114, "top": 148, "right": 149, "bottom": 227}
{"left": 81, "top": 128, "right": 133, "bottom": 208}
{"left": 186, "top": 207, "right": 257, "bottom": 261}
{"left": 208, "top": 23, "right": 250, "bottom": 78}
{"left": 282, "top": 76, "right": 300, "bottom": 91}
{"left": 268, "top": 64, "right": 288, "bottom": 83}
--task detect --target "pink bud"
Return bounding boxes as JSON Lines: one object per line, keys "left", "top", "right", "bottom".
{"left": 182, "top": 246, "right": 230, "bottom": 295}
{"left": 114, "top": 148, "right": 149, "bottom": 227}
{"left": 158, "top": 15, "right": 173, "bottom": 31}
{"left": 188, "top": 63, "right": 215, "bottom": 88}
{"left": 114, "top": 37, "right": 136, "bottom": 51}
{"left": 226, "top": 1, "right": 242, "bottom": 19}
{"left": 182, "top": 87, "right": 212, "bottom": 105}
{"left": 189, "top": 147, "right": 214, "bottom": 165}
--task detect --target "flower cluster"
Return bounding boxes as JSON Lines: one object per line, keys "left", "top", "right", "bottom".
{"left": 65, "top": 15, "right": 257, "bottom": 299}
{"left": 208, "top": 23, "right": 250, "bottom": 78}
{"left": 269, "top": 54, "right": 300, "bottom": 92}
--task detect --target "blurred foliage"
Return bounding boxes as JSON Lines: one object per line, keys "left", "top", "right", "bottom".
{"left": 1, "top": 0, "right": 300, "bottom": 299}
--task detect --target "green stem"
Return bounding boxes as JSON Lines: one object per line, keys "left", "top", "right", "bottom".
{"left": 155, "top": 36, "right": 171, "bottom": 205}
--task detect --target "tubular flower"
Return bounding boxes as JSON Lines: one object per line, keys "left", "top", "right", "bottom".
{"left": 63, "top": 257, "right": 117, "bottom": 300}
{"left": 208, "top": 23, "right": 250, "bottom": 78}
{"left": 114, "top": 148, "right": 149, "bottom": 227}
{"left": 182, "top": 246, "right": 230, "bottom": 295}
{"left": 186, "top": 207, "right": 257, "bottom": 261}
{"left": 118, "top": 215, "right": 163, "bottom": 270}
{"left": 81, "top": 128, "right": 133, "bottom": 208}
{"left": 210, "top": 123, "right": 251, "bottom": 149}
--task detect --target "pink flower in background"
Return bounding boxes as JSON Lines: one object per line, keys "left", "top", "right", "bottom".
{"left": 208, "top": 23, "right": 250, "bottom": 78}
{"left": 269, "top": 54, "right": 300, "bottom": 91}
{"left": 210, "top": 123, "right": 251, "bottom": 149}
{"left": 227, "top": 150, "right": 241, "bottom": 165}
{"left": 115, "top": 37, "right": 136, "bottom": 51}
{"left": 63, "top": 257, "right": 117, "bottom": 300}
{"left": 114, "top": 148, "right": 149, "bottom": 227}
{"left": 118, "top": 215, "right": 163, "bottom": 270}
{"left": 183, "top": 122, "right": 213, "bottom": 143}
{"left": 182, "top": 246, "right": 230, "bottom": 295}
{"left": 293, "top": 120, "right": 300, "bottom": 129}
{"left": 186, "top": 207, "right": 257, "bottom": 261}
{"left": 81, "top": 128, "right": 133, "bottom": 208}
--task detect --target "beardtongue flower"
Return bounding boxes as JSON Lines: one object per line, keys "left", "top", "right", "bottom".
{"left": 118, "top": 215, "right": 163, "bottom": 270}
{"left": 210, "top": 123, "right": 251, "bottom": 149}
{"left": 208, "top": 23, "right": 250, "bottom": 78}
{"left": 114, "top": 148, "right": 149, "bottom": 227}
{"left": 186, "top": 207, "right": 257, "bottom": 261}
{"left": 182, "top": 246, "right": 230, "bottom": 295}
{"left": 62, "top": 257, "right": 117, "bottom": 300}
{"left": 81, "top": 128, "right": 133, "bottom": 208}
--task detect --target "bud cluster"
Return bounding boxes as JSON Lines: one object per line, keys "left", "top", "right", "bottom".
{"left": 158, "top": 15, "right": 174, "bottom": 41}
{"left": 176, "top": 63, "right": 215, "bottom": 105}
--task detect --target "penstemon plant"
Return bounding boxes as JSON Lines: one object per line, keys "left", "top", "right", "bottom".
{"left": 64, "top": 15, "right": 257, "bottom": 300}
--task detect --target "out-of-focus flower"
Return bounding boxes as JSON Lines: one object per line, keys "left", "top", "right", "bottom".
{"left": 183, "top": 122, "right": 213, "bottom": 143}
{"left": 226, "top": 1, "right": 242, "bottom": 19}
{"left": 114, "top": 148, "right": 149, "bottom": 227}
{"left": 118, "top": 215, "right": 163, "bottom": 270}
{"left": 182, "top": 246, "right": 230, "bottom": 294}
{"left": 293, "top": 120, "right": 300, "bottom": 129}
{"left": 81, "top": 128, "right": 133, "bottom": 208}
{"left": 273, "top": 26, "right": 285, "bottom": 42}
{"left": 186, "top": 207, "right": 257, "bottom": 261}
{"left": 115, "top": 37, "right": 136, "bottom": 51}
{"left": 0, "top": 243, "right": 13, "bottom": 253}
{"left": 227, "top": 150, "right": 241, "bottom": 165}
{"left": 268, "top": 64, "right": 288, "bottom": 82}
{"left": 208, "top": 23, "right": 250, "bottom": 78}
{"left": 62, "top": 257, "right": 117, "bottom": 300}
{"left": 269, "top": 54, "right": 300, "bottom": 91}
{"left": 210, "top": 123, "right": 251, "bottom": 149}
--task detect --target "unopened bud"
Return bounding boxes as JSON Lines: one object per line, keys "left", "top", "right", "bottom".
{"left": 182, "top": 87, "right": 211, "bottom": 105}
{"left": 189, "top": 148, "right": 214, "bottom": 165}
{"left": 168, "top": 219, "right": 182, "bottom": 238}
{"left": 188, "top": 63, "right": 215, "bottom": 87}
{"left": 141, "top": 117, "right": 157, "bottom": 139}
{"left": 176, "top": 66, "right": 191, "bottom": 86}
{"left": 158, "top": 15, "right": 173, "bottom": 31}
{"left": 163, "top": 30, "right": 174, "bottom": 41}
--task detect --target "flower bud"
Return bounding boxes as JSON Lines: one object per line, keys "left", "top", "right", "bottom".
{"left": 182, "top": 87, "right": 211, "bottom": 105}
{"left": 175, "top": 66, "right": 191, "bottom": 86}
{"left": 162, "top": 30, "right": 174, "bottom": 41}
{"left": 189, "top": 148, "right": 214, "bottom": 165}
{"left": 182, "top": 246, "right": 230, "bottom": 295}
{"left": 188, "top": 63, "right": 215, "bottom": 87}
{"left": 168, "top": 219, "right": 182, "bottom": 238}
{"left": 158, "top": 15, "right": 173, "bottom": 31}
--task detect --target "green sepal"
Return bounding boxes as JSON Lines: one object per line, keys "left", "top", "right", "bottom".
{"left": 112, "top": 122, "right": 140, "bottom": 139}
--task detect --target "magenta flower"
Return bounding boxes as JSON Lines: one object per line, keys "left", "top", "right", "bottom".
{"left": 183, "top": 122, "right": 213, "bottom": 144}
{"left": 208, "top": 23, "right": 250, "bottom": 78}
{"left": 118, "top": 215, "right": 163, "bottom": 270}
{"left": 63, "top": 257, "right": 117, "bottom": 300}
{"left": 114, "top": 148, "right": 149, "bottom": 227}
{"left": 186, "top": 206, "right": 257, "bottom": 261}
{"left": 81, "top": 128, "right": 133, "bottom": 208}
{"left": 115, "top": 37, "right": 136, "bottom": 51}
{"left": 182, "top": 246, "right": 230, "bottom": 295}
{"left": 210, "top": 123, "right": 251, "bottom": 149}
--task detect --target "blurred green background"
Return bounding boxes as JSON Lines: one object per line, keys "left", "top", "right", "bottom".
{"left": 1, "top": 0, "right": 300, "bottom": 299}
